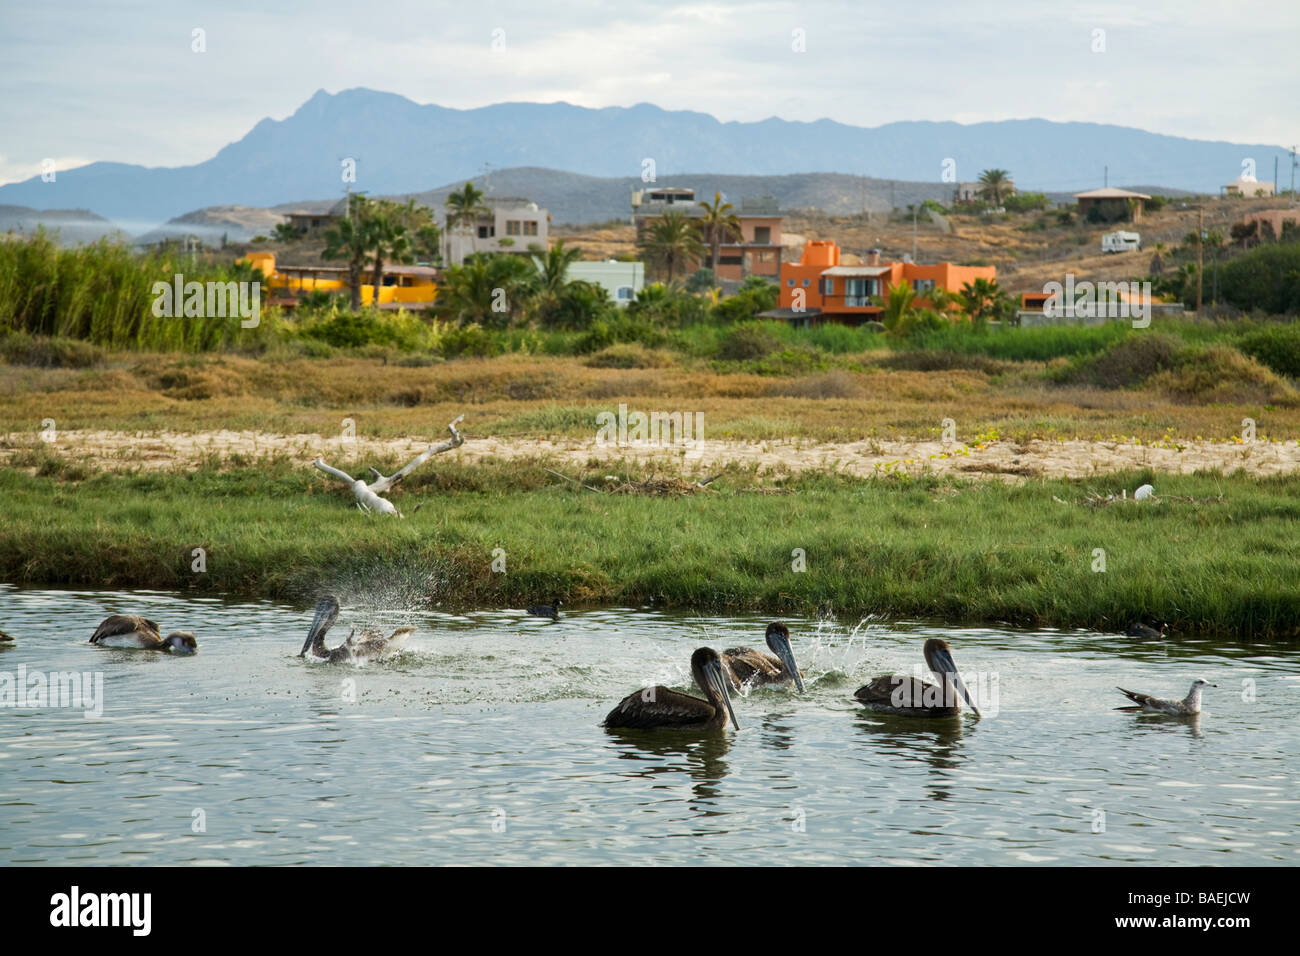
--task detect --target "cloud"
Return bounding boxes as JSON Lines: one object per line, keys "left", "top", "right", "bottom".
{"left": 0, "top": 0, "right": 1296, "bottom": 179}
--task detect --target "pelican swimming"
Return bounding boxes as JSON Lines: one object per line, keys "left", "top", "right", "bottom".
{"left": 527, "top": 599, "right": 562, "bottom": 620}
{"left": 1116, "top": 678, "right": 1216, "bottom": 716}
{"left": 1126, "top": 621, "right": 1168, "bottom": 639}
{"left": 853, "top": 638, "right": 979, "bottom": 717}
{"left": 604, "top": 647, "right": 739, "bottom": 731}
{"left": 299, "top": 595, "right": 413, "bottom": 663}
{"left": 721, "top": 622, "right": 805, "bottom": 693}
{"left": 89, "top": 615, "right": 198, "bottom": 654}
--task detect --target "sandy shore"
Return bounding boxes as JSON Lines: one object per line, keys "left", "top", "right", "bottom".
{"left": 5, "top": 428, "right": 1298, "bottom": 480}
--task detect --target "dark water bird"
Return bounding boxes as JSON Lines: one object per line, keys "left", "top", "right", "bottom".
{"left": 1126, "top": 621, "right": 1168, "bottom": 640}
{"left": 604, "top": 647, "right": 739, "bottom": 731}
{"left": 722, "top": 622, "right": 805, "bottom": 693}
{"left": 526, "top": 599, "right": 562, "bottom": 619}
{"left": 1117, "top": 678, "right": 1216, "bottom": 716}
{"left": 300, "top": 595, "right": 413, "bottom": 664}
{"left": 89, "top": 615, "right": 198, "bottom": 654}
{"left": 854, "top": 638, "right": 979, "bottom": 717}
{"left": 0, "top": 629, "right": 14, "bottom": 643}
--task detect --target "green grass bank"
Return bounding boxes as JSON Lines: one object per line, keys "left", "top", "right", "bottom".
{"left": 2, "top": 460, "right": 1297, "bottom": 640}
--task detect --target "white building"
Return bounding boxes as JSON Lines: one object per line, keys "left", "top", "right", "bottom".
{"left": 568, "top": 260, "right": 644, "bottom": 307}
{"left": 442, "top": 197, "right": 549, "bottom": 265}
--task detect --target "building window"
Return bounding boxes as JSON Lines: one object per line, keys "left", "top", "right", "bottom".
{"left": 758, "top": 250, "right": 774, "bottom": 262}
{"left": 821, "top": 278, "right": 834, "bottom": 295}
{"left": 478, "top": 224, "right": 495, "bottom": 239}
{"left": 753, "top": 226, "right": 771, "bottom": 244}
{"left": 787, "top": 279, "right": 795, "bottom": 287}
{"left": 506, "top": 220, "right": 522, "bottom": 236}
{"left": 720, "top": 255, "right": 743, "bottom": 266}
{"left": 524, "top": 221, "right": 539, "bottom": 236}
{"left": 802, "top": 279, "right": 810, "bottom": 287}
{"left": 912, "top": 278, "right": 936, "bottom": 293}
{"left": 617, "top": 286, "right": 634, "bottom": 301}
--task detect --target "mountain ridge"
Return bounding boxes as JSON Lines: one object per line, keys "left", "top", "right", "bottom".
{"left": 0, "top": 87, "right": 1285, "bottom": 230}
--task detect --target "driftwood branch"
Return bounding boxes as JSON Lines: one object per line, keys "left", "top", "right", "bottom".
{"left": 314, "top": 415, "right": 466, "bottom": 517}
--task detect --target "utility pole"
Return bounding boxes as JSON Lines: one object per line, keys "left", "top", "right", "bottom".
{"left": 912, "top": 203, "right": 919, "bottom": 262}
{"left": 1196, "top": 206, "right": 1204, "bottom": 313}
{"left": 1290, "top": 146, "right": 1298, "bottom": 206}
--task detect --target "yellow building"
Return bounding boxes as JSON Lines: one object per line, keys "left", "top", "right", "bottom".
{"left": 239, "top": 252, "right": 438, "bottom": 309}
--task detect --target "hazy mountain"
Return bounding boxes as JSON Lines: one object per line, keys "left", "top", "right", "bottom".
{"left": 0, "top": 87, "right": 1281, "bottom": 229}
{"left": 0, "top": 205, "right": 124, "bottom": 244}
{"left": 132, "top": 205, "right": 289, "bottom": 247}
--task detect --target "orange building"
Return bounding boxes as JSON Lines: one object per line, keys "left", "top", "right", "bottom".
{"left": 776, "top": 241, "right": 996, "bottom": 325}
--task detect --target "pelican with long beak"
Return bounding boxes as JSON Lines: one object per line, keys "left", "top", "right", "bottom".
{"left": 89, "top": 615, "right": 198, "bottom": 654}
{"left": 1116, "top": 678, "right": 1216, "bottom": 716}
{"left": 299, "top": 595, "right": 412, "bottom": 664}
{"left": 722, "top": 622, "right": 805, "bottom": 693}
{"left": 604, "top": 647, "right": 740, "bottom": 731}
{"left": 853, "top": 638, "right": 979, "bottom": 717}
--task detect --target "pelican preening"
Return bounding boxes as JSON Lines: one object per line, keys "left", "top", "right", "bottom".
{"left": 299, "top": 595, "right": 413, "bottom": 663}
{"left": 1126, "top": 621, "right": 1168, "bottom": 640}
{"left": 1116, "top": 678, "right": 1216, "bottom": 716}
{"left": 853, "top": 638, "right": 979, "bottom": 718}
{"left": 722, "top": 622, "right": 805, "bottom": 693}
{"left": 89, "top": 615, "right": 198, "bottom": 654}
{"left": 527, "top": 600, "right": 563, "bottom": 620}
{"left": 604, "top": 647, "right": 739, "bottom": 731}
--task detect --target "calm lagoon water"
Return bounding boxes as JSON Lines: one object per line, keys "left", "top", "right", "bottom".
{"left": 1, "top": 585, "right": 1297, "bottom": 865}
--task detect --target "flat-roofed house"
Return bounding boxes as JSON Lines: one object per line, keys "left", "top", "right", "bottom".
{"left": 443, "top": 197, "right": 550, "bottom": 265}
{"left": 1223, "top": 179, "right": 1275, "bottom": 198}
{"left": 632, "top": 187, "right": 784, "bottom": 281}
{"left": 772, "top": 240, "right": 995, "bottom": 326}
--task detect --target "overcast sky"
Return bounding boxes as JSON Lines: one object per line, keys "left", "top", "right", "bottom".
{"left": 2, "top": 0, "right": 1296, "bottom": 185}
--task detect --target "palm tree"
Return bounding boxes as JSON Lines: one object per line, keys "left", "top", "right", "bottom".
{"left": 977, "top": 169, "right": 1013, "bottom": 206}
{"left": 364, "top": 205, "right": 415, "bottom": 307}
{"left": 960, "top": 277, "right": 1010, "bottom": 329}
{"left": 875, "top": 282, "right": 918, "bottom": 335}
{"left": 322, "top": 196, "right": 374, "bottom": 312}
{"left": 638, "top": 209, "right": 706, "bottom": 282}
{"left": 436, "top": 253, "right": 537, "bottom": 329}
{"left": 444, "top": 183, "right": 489, "bottom": 263}
{"left": 697, "top": 192, "right": 742, "bottom": 273}
{"left": 531, "top": 240, "right": 581, "bottom": 296}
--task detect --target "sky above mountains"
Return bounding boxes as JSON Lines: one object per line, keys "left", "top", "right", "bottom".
{"left": 2, "top": 0, "right": 1297, "bottom": 187}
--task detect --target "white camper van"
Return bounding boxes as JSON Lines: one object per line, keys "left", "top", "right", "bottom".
{"left": 1101, "top": 231, "right": 1141, "bottom": 253}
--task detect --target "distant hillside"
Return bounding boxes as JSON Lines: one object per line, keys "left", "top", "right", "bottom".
{"left": 0, "top": 205, "right": 123, "bottom": 244}
{"left": 133, "top": 205, "right": 288, "bottom": 247}
{"left": 0, "top": 88, "right": 1280, "bottom": 228}
{"left": 289, "top": 167, "right": 1195, "bottom": 226}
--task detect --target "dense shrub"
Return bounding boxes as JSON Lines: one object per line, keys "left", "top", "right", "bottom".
{"left": 1054, "top": 333, "right": 1184, "bottom": 387}
{"left": 716, "top": 323, "right": 781, "bottom": 361}
{"left": 1234, "top": 324, "right": 1300, "bottom": 378}
{"left": 1218, "top": 243, "right": 1300, "bottom": 314}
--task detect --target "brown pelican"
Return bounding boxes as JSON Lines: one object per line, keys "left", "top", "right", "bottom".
{"left": 0, "top": 629, "right": 13, "bottom": 643}
{"left": 722, "top": 622, "right": 805, "bottom": 693}
{"left": 89, "top": 615, "right": 198, "bottom": 654}
{"left": 853, "top": 638, "right": 979, "bottom": 717}
{"left": 604, "top": 647, "right": 739, "bottom": 731}
{"left": 300, "top": 595, "right": 412, "bottom": 663}
{"left": 527, "top": 599, "right": 562, "bottom": 619}
{"left": 1117, "top": 678, "right": 1216, "bottom": 716}
{"left": 1126, "top": 621, "right": 1168, "bottom": 639}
